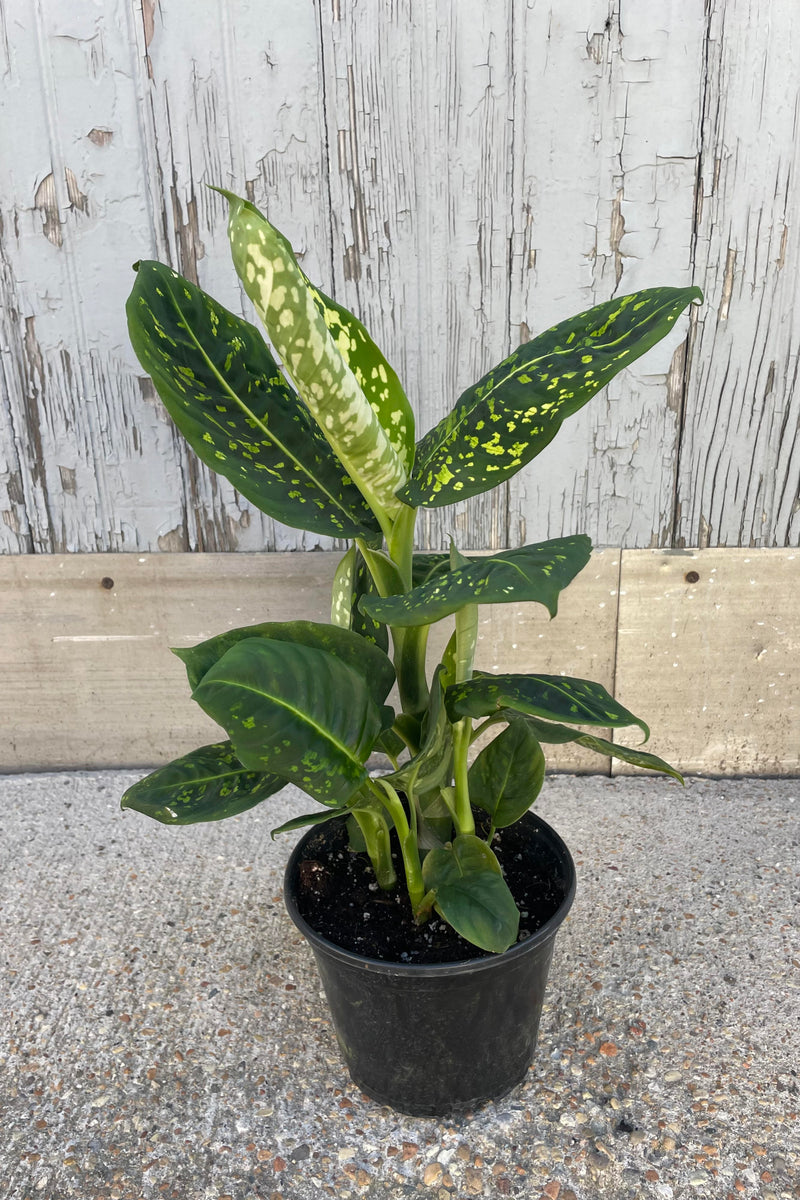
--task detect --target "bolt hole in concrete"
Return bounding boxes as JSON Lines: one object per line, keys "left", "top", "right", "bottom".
{"left": 684, "top": 571, "right": 700, "bottom": 583}
{"left": 100, "top": 577, "right": 115, "bottom": 590}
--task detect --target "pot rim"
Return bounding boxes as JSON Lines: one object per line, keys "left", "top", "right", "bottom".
{"left": 283, "top": 808, "right": 576, "bottom": 978}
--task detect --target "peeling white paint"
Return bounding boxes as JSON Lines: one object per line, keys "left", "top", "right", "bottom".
{"left": 0, "top": 3, "right": 797, "bottom": 553}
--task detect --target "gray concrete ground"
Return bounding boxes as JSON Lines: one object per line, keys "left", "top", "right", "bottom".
{"left": 0, "top": 771, "right": 798, "bottom": 1200}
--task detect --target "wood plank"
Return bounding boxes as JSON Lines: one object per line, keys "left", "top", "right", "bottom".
{"left": 0, "top": 0, "right": 180, "bottom": 554}
{"left": 319, "top": 0, "right": 517, "bottom": 552}
{"left": 1, "top": 2, "right": 798, "bottom": 557}
{"left": 507, "top": 3, "right": 705, "bottom": 549}
{"left": 675, "top": 0, "right": 800, "bottom": 548}
{"left": 1, "top": 552, "right": 335, "bottom": 771}
{"left": 1, "top": 549, "right": 618, "bottom": 773}
{"left": 614, "top": 549, "right": 799, "bottom": 775}
{"left": 469, "top": 550, "right": 620, "bottom": 774}
{"left": 126, "top": 0, "right": 340, "bottom": 553}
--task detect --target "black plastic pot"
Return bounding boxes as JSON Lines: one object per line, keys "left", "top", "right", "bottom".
{"left": 284, "top": 809, "right": 576, "bottom": 1117}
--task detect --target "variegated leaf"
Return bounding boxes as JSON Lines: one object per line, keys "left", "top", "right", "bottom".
{"left": 126, "top": 260, "right": 380, "bottom": 539}
{"left": 217, "top": 189, "right": 408, "bottom": 523}
{"left": 331, "top": 545, "right": 357, "bottom": 628}
{"left": 497, "top": 711, "right": 683, "bottom": 781}
{"left": 446, "top": 672, "right": 650, "bottom": 740}
{"left": 360, "top": 536, "right": 591, "bottom": 627}
{"left": 401, "top": 286, "right": 703, "bottom": 508}
{"left": 192, "top": 638, "right": 384, "bottom": 807}
{"left": 174, "top": 619, "right": 395, "bottom": 706}
{"left": 120, "top": 741, "right": 284, "bottom": 825}
{"left": 301, "top": 278, "right": 415, "bottom": 472}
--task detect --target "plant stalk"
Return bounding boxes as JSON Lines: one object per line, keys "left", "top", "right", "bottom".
{"left": 369, "top": 778, "right": 425, "bottom": 912}
{"left": 352, "top": 806, "right": 396, "bottom": 891}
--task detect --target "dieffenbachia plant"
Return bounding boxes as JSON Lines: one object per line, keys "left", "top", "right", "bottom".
{"left": 122, "top": 188, "right": 701, "bottom": 954}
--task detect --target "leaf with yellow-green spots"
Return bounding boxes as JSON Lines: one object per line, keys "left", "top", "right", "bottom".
{"left": 126, "top": 260, "right": 379, "bottom": 540}
{"left": 120, "top": 741, "right": 285, "bottom": 825}
{"left": 300, "top": 277, "right": 415, "bottom": 473}
{"left": 192, "top": 637, "right": 385, "bottom": 807}
{"left": 174, "top": 618, "right": 395, "bottom": 704}
{"left": 216, "top": 189, "right": 408, "bottom": 524}
{"left": 401, "top": 286, "right": 703, "bottom": 508}
{"left": 494, "top": 711, "right": 684, "bottom": 782}
{"left": 359, "top": 535, "right": 591, "bottom": 627}
{"left": 446, "top": 672, "right": 650, "bottom": 740}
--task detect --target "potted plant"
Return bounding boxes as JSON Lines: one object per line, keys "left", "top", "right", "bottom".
{"left": 122, "top": 188, "right": 700, "bottom": 1116}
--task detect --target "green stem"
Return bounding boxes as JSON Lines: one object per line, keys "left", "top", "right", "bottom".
{"left": 352, "top": 806, "right": 396, "bottom": 891}
{"left": 369, "top": 777, "right": 425, "bottom": 911}
{"left": 449, "top": 541, "right": 478, "bottom": 836}
{"left": 392, "top": 623, "right": 431, "bottom": 719}
{"left": 469, "top": 714, "right": 506, "bottom": 744}
{"left": 452, "top": 720, "right": 475, "bottom": 835}
{"left": 388, "top": 502, "right": 416, "bottom": 591}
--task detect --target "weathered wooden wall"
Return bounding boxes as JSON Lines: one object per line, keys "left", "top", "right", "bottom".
{"left": 1, "top": 0, "right": 798, "bottom": 556}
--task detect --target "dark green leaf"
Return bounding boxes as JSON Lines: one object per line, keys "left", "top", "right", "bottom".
{"left": 386, "top": 665, "right": 454, "bottom": 796}
{"left": 270, "top": 808, "right": 347, "bottom": 838}
{"left": 120, "top": 741, "right": 284, "bottom": 825}
{"left": 468, "top": 721, "right": 545, "bottom": 827}
{"left": 351, "top": 551, "right": 390, "bottom": 652}
{"left": 422, "top": 834, "right": 520, "bottom": 954}
{"left": 498, "top": 710, "right": 590, "bottom": 744}
{"left": 174, "top": 619, "right": 395, "bottom": 706}
{"left": 401, "top": 286, "right": 702, "bottom": 508}
{"left": 578, "top": 734, "right": 683, "bottom": 781}
{"left": 126, "top": 260, "right": 379, "bottom": 539}
{"left": 374, "top": 725, "right": 407, "bottom": 760}
{"left": 192, "top": 638, "right": 383, "bottom": 806}
{"left": 411, "top": 551, "right": 451, "bottom": 588}
{"left": 447, "top": 673, "right": 650, "bottom": 740}
{"left": 417, "top": 787, "right": 455, "bottom": 847}
{"left": 498, "top": 712, "right": 682, "bottom": 781}
{"left": 360, "top": 536, "right": 591, "bottom": 627}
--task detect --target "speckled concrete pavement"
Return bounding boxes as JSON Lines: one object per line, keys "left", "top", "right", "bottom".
{"left": 0, "top": 771, "right": 797, "bottom": 1200}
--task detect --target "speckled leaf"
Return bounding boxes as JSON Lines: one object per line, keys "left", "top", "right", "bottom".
{"left": 447, "top": 673, "right": 650, "bottom": 740}
{"left": 174, "top": 619, "right": 395, "bottom": 706}
{"left": 301, "top": 278, "right": 415, "bottom": 472}
{"left": 401, "top": 286, "right": 703, "bottom": 508}
{"left": 422, "top": 835, "right": 520, "bottom": 954}
{"left": 497, "top": 712, "right": 683, "bottom": 781}
{"left": 359, "top": 536, "right": 591, "bottom": 627}
{"left": 192, "top": 638, "right": 384, "bottom": 807}
{"left": 331, "top": 546, "right": 357, "bottom": 628}
{"left": 218, "top": 189, "right": 408, "bottom": 522}
{"left": 350, "top": 551, "right": 390, "bottom": 652}
{"left": 120, "top": 741, "right": 284, "bottom": 825}
{"left": 126, "top": 260, "right": 379, "bottom": 539}
{"left": 411, "top": 551, "right": 451, "bottom": 588}
{"left": 468, "top": 720, "right": 545, "bottom": 828}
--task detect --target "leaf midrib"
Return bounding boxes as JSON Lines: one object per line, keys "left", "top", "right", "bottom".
{"left": 159, "top": 277, "right": 361, "bottom": 526}
{"left": 415, "top": 293, "right": 688, "bottom": 475}
{"left": 496, "top": 674, "right": 631, "bottom": 725}
{"left": 200, "top": 675, "right": 368, "bottom": 770}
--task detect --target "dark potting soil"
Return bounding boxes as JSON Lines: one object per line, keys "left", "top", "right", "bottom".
{"left": 290, "top": 810, "right": 571, "bottom": 965}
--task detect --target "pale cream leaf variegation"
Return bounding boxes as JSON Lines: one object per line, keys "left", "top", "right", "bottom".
{"left": 216, "top": 189, "right": 409, "bottom": 526}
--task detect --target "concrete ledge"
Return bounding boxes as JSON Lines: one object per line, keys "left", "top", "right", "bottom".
{"left": 1, "top": 771, "right": 797, "bottom": 1198}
